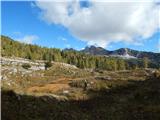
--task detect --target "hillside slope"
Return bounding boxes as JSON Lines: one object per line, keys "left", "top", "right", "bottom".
{"left": 1, "top": 35, "right": 160, "bottom": 69}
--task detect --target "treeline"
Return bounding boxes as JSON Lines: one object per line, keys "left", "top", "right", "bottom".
{"left": 1, "top": 35, "right": 158, "bottom": 70}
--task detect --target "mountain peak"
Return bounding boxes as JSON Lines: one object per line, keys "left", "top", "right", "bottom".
{"left": 63, "top": 48, "right": 76, "bottom": 52}
{"left": 81, "top": 46, "right": 141, "bottom": 59}
{"left": 81, "top": 45, "right": 109, "bottom": 55}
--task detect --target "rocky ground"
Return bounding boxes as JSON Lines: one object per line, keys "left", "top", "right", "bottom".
{"left": 1, "top": 57, "right": 157, "bottom": 99}
{"left": 1, "top": 57, "right": 89, "bottom": 98}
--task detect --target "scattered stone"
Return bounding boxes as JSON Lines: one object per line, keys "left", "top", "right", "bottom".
{"left": 95, "top": 76, "right": 112, "bottom": 81}
{"left": 13, "top": 68, "right": 17, "bottom": 73}
{"left": 2, "top": 76, "right": 7, "bottom": 80}
{"left": 7, "top": 82, "right": 11, "bottom": 86}
{"left": 63, "top": 90, "right": 69, "bottom": 94}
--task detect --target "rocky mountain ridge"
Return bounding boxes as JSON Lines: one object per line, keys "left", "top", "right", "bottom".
{"left": 79, "top": 46, "right": 160, "bottom": 63}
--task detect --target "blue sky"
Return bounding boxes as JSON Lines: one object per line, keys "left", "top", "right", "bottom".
{"left": 1, "top": 1, "right": 160, "bottom": 52}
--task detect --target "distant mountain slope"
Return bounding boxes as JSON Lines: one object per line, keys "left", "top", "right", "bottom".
{"left": 81, "top": 46, "right": 110, "bottom": 55}
{"left": 63, "top": 48, "right": 77, "bottom": 52}
{"left": 80, "top": 46, "right": 160, "bottom": 63}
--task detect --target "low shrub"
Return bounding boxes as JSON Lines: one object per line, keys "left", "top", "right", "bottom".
{"left": 22, "top": 63, "right": 31, "bottom": 69}
{"left": 69, "top": 80, "right": 86, "bottom": 88}
{"left": 45, "top": 61, "right": 52, "bottom": 70}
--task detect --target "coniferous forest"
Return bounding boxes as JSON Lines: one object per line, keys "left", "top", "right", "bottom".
{"left": 1, "top": 35, "right": 159, "bottom": 70}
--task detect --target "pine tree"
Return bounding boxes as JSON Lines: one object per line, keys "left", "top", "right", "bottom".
{"left": 143, "top": 57, "right": 149, "bottom": 69}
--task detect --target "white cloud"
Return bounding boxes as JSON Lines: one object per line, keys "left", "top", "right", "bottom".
{"left": 62, "top": 38, "right": 67, "bottom": 41}
{"left": 13, "top": 31, "right": 22, "bottom": 36}
{"left": 35, "top": 0, "right": 159, "bottom": 48}
{"left": 16, "top": 35, "right": 39, "bottom": 44}
{"left": 66, "top": 44, "right": 71, "bottom": 48}
{"left": 59, "top": 37, "right": 67, "bottom": 42}
{"left": 31, "top": 2, "right": 37, "bottom": 8}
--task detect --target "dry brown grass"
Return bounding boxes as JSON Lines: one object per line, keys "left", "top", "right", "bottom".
{"left": 27, "top": 83, "right": 70, "bottom": 93}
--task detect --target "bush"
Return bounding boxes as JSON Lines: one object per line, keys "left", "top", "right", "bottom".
{"left": 154, "top": 70, "right": 160, "bottom": 79}
{"left": 22, "top": 63, "right": 31, "bottom": 69}
{"left": 45, "top": 61, "right": 52, "bottom": 70}
{"left": 69, "top": 80, "right": 86, "bottom": 88}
